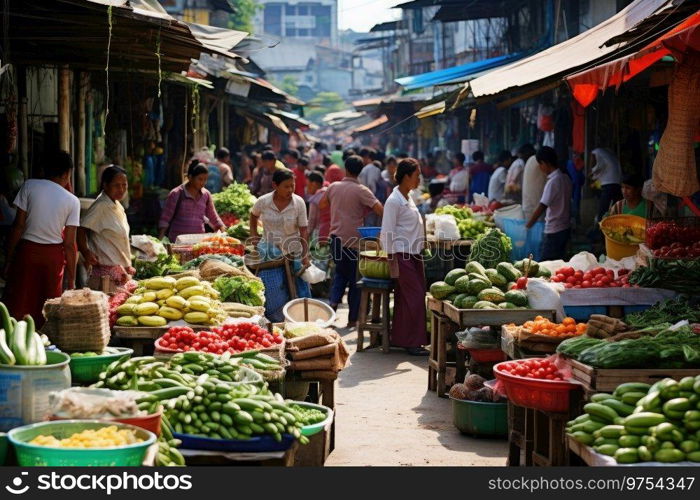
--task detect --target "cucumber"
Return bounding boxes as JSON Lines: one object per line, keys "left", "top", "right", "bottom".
{"left": 590, "top": 393, "right": 614, "bottom": 403}
{"left": 637, "top": 392, "right": 662, "bottom": 411}
{"left": 637, "top": 445, "right": 653, "bottom": 462}
{"left": 621, "top": 391, "right": 647, "bottom": 406}
{"left": 33, "top": 335, "right": 46, "bottom": 365}
{"left": 618, "top": 435, "right": 640, "bottom": 447}
{"left": 0, "top": 329, "right": 16, "bottom": 365}
{"left": 0, "top": 303, "right": 12, "bottom": 338}
{"left": 614, "top": 382, "right": 651, "bottom": 397}
{"left": 679, "top": 440, "right": 699, "bottom": 454}
{"left": 599, "top": 425, "right": 624, "bottom": 439}
{"left": 584, "top": 403, "right": 618, "bottom": 423}
{"left": 10, "top": 321, "right": 29, "bottom": 365}
{"left": 687, "top": 451, "right": 700, "bottom": 462}
{"left": 624, "top": 412, "right": 666, "bottom": 428}
{"left": 595, "top": 444, "right": 619, "bottom": 456}
{"left": 625, "top": 425, "right": 651, "bottom": 435}
{"left": 654, "top": 448, "right": 685, "bottom": 463}
{"left": 570, "top": 431, "right": 593, "bottom": 445}
{"left": 600, "top": 399, "right": 634, "bottom": 416}
{"left": 663, "top": 398, "right": 690, "bottom": 414}
{"left": 614, "top": 447, "right": 639, "bottom": 464}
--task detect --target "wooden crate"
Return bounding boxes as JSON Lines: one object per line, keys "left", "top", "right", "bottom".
{"left": 426, "top": 294, "right": 444, "bottom": 314}
{"left": 566, "top": 358, "right": 700, "bottom": 393}
{"left": 500, "top": 325, "right": 551, "bottom": 360}
{"left": 443, "top": 302, "right": 555, "bottom": 328}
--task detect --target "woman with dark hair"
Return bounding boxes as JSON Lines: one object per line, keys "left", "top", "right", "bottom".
{"left": 250, "top": 168, "right": 310, "bottom": 266}
{"left": 78, "top": 166, "right": 134, "bottom": 290}
{"left": 2, "top": 150, "right": 80, "bottom": 325}
{"left": 526, "top": 146, "right": 572, "bottom": 260}
{"left": 380, "top": 157, "right": 429, "bottom": 355}
{"left": 158, "top": 160, "right": 226, "bottom": 242}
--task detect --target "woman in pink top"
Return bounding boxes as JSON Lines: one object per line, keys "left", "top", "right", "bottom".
{"left": 158, "top": 161, "right": 226, "bottom": 242}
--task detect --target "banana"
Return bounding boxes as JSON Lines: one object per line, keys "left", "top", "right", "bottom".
{"left": 116, "top": 316, "right": 139, "bottom": 327}
{"left": 144, "top": 277, "right": 177, "bottom": 290}
{"left": 156, "top": 288, "right": 175, "bottom": 300}
{"left": 166, "top": 296, "right": 189, "bottom": 310}
{"left": 188, "top": 300, "right": 211, "bottom": 313}
{"left": 184, "top": 312, "right": 209, "bottom": 324}
{"left": 179, "top": 286, "right": 205, "bottom": 299}
{"left": 141, "top": 292, "right": 157, "bottom": 303}
{"left": 126, "top": 294, "right": 143, "bottom": 304}
{"left": 175, "top": 277, "right": 200, "bottom": 291}
{"left": 137, "top": 315, "right": 168, "bottom": 327}
{"left": 116, "top": 303, "right": 136, "bottom": 315}
{"left": 158, "top": 307, "right": 184, "bottom": 321}
{"left": 187, "top": 295, "right": 211, "bottom": 304}
{"left": 134, "top": 302, "right": 159, "bottom": 316}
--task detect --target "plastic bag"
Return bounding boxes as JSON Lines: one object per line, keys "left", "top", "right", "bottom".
{"left": 526, "top": 278, "right": 566, "bottom": 322}
{"left": 301, "top": 264, "right": 326, "bottom": 284}
{"left": 48, "top": 388, "right": 143, "bottom": 419}
{"left": 568, "top": 251, "right": 598, "bottom": 271}
{"left": 433, "top": 214, "right": 460, "bottom": 240}
{"left": 456, "top": 327, "right": 498, "bottom": 349}
{"left": 473, "top": 192, "right": 490, "bottom": 208}
{"left": 493, "top": 204, "right": 524, "bottom": 229}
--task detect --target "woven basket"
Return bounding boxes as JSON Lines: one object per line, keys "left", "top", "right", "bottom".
{"left": 42, "top": 289, "right": 111, "bottom": 352}
{"left": 255, "top": 340, "right": 288, "bottom": 381}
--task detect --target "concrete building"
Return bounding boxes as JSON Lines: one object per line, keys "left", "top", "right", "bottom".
{"left": 253, "top": 0, "right": 338, "bottom": 46}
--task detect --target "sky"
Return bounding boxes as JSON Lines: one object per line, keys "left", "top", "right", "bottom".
{"left": 338, "top": 0, "right": 401, "bottom": 32}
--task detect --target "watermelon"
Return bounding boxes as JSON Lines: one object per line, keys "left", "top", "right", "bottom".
{"left": 485, "top": 269, "right": 507, "bottom": 287}
{"left": 504, "top": 290, "right": 528, "bottom": 307}
{"left": 477, "top": 287, "right": 506, "bottom": 303}
{"left": 496, "top": 262, "right": 521, "bottom": 282}
{"left": 467, "top": 278, "right": 490, "bottom": 295}
{"left": 537, "top": 267, "right": 552, "bottom": 278}
{"left": 445, "top": 268, "right": 467, "bottom": 286}
{"left": 454, "top": 275, "right": 471, "bottom": 293}
{"left": 465, "top": 261, "right": 487, "bottom": 277}
{"left": 473, "top": 300, "right": 498, "bottom": 309}
{"left": 498, "top": 302, "right": 518, "bottom": 309}
{"left": 430, "top": 281, "right": 455, "bottom": 299}
{"left": 460, "top": 295, "right": 479, "bottom": 309}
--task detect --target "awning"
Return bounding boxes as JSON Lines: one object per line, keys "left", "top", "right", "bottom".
{"left": 395, "top": 52, "right": 524, "bottom": 91}
{"left": 567, "top": 11, "right": 700, "bottom": 107}
{"left": 237, "top": 107, "right": 290, "bottom": 135}
{"left": 415, "top": 101, "right": 446, "bottom": 119}
{"left": 469, "top": 0, "right": 673, "bottom": 98}
{"left": 351, "top": 115, "right": 389, "bottom": 134}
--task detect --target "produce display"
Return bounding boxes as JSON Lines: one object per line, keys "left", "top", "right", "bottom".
{"left": 625, "top": 297, "right": 700, "bottom": 329}
{"left": 433, "top": 260, "right": 530, "bottom": 310}
{"left": 289, "top": 404, "right": 327, "bottom": 426}
{"left": 435, "top": 205, "right": 473, "bottom": 220}
{"left": 435, "top": 205, "right": 490, "bottom": 240}
{"left": 193, "top": 234, "right": 244, "bottom": 257}
{"left": 115, "top": 276, "right": 226, "bottom": 327}
{"left": 497, "top": 358, "right": 567, "bottom": 381}
{"left": 449, "top": 373, "right": 505, "bottom": 402}
{"left": 182, "top": 254, "right": 245, "bottom": 270}
{"left": 158, "top": 323, "right": 283, "bottom": 355}
{"left": 646, "top": 220, "right": 700, "bottom": 251}
{"left": 108, "top": 282, "right": 138, "bottom": 327}
{"left": 567, "top": 377, "right": 700, "bottom": 463}
{"left": 551, "top": 266, "right": 631, "bottom": 288}
{"left": 212, "top": 276, "right": 265, "bottom": 307}
{"left": 653, "top": 241, "right": 700, "bottom": 259}
{"left": 0, "top": 304, "right": 46, "bottom": 366}
{"left": 29, "top": 425, "right": 143, "bottom": 448}
{"left": 212, "top": 182, "right": 256, "bottom": 220}
{"left": 629, "top": 258, "right": 700, "bottom": 293}
{"left": 133, "top": 253, "right": 183, "bottom": 279}
{"left": 468, "top": 228, "right": 512, "bottom": 269}
{"left": 600, "top": 221, "right": 645, "bottom": 245}
{"left": 521, "top": 316, "right": 587, "bottom": 338}
{"left": 557, "top": 324, "right": 700, "bottom": 369}
{"left": 227, "top": 221, "right": 250, "bottom": 241}
{"left": 69, "top": 347, "right": 125, "bottom": 358}
{"left": 221, "top": 302, "right": 265, "bottom": 319}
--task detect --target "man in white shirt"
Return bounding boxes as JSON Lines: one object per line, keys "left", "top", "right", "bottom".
{"left": 505, "top": 144, "right": 534, "bottom": 204}
{"left": 488, "top": 150, "right": 512, "bottom": 203}
{"left": 446, "top": 152, "right": 469, "bottom": 203}
{"left": 522, "top": 150, "right": 548, "bottom": 221}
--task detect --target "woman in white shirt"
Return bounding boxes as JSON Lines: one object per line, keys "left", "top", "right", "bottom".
{"left": 380, "top": 158, "right": 428, "bottom": 356}
{"left": 78, "top": 166, "right": 134, "bottom": 291}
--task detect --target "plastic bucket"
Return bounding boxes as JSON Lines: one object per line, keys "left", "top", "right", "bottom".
{"left": 68, "top": 347, "right": 133, "bottom": 384}
{"left": 501, "top": 218, "right": 544, "bottom": 261}
{"left": 0, "top": 351, "right": 71, "bottom": 431}
{"left": 600, "top": 215, "right": 646, "bottom": 260}
{"left": 450, "top": 398, "right": 507, "bottom": 437}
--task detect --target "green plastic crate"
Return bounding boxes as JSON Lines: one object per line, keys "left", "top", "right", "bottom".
{"left": 8, "top": 420, "right": 155, "bottom": 466}
{"left": 68, "top": 347, "right": 133, "bottom": 383}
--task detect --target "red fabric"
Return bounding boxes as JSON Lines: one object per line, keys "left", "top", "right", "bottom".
{"left": 568, "top": 11, "right": 700, "bottom": 107}
{"left": 391, "top": 254, "right": 428, "bottom": 348}
{"left": 571, "top": 101, "right": 586, "bottom": 153}
{"left": 3, "top": 240, "right": 65, "bottom": 327}
{"left": 324, "top": 165, "right": 345, "bottom": 184}
{"left": 293, "top": 167, "right": 306, "bottom": 198}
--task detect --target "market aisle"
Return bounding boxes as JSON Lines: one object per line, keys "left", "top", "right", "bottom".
{"left": 325, "top": 306, "right": 507, "bottom": 466}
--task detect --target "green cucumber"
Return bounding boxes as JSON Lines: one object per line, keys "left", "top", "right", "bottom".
{"left": 570, "top": 431, "right": 593, "bottom": 445}
{"left": 663, "top": 398, "right": 690, "bottom": 413}
{"left": 621, "top": 391, "right": 647, "bottom": 406}
{"left": 600, "top": 399, "right": 634, "bottom": 416}
{"left": 0, "top": 303, "right": 12, "bottom": 338}
{"left": 0, "top": 329, "right": 16, "bottom": 365}
{"left": 614, "top": 382, "right": 651, "bottom": 397}
{"left": 10, "top": 321, "right": 29, "bottom": 365}
{"left": 595, "top": 444, "right": 619, "bottom": 456}
{"left": 637, "top": 445, "right": 653, "bottom": 462}
{"left": 590, "top": 393, "right": 614, "bottom": 403}
{"left": 687, "top": 450, "right": 700, "bottom": 462}
{"left": 614, "top": 447, "right": 639, "bottom": 464}
{"left": 624, "top": 412, "right": 666, "bottom": 428}
{"left": 599, "top": 425, "right": 624, "bottom": 439}
{"left": 618, "top": 435, "right": 640, "bottom": 447}
{"left": 584, "top": 403, "right": 618, "bottom": 423}
{"left": 654, "top": 448, "right": 685, "bottom": 463}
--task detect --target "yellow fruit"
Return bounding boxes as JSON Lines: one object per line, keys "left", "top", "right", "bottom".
{"left": 116, "top": 303, "right": 135, "bottom": 315}
{"left": 158, "top": 306, "right": 183, "bottom": 321}
{"left": 141, "top": 292, "right": 158, "bottom": 303}
{"left": 187, "top": 295, "right": 211, "bottom": 304}
{"left": 188, "top": 300, "right": 210, "bottom": 313}
{"left": 116, "top": 316, "right": 138, "bottom": 327}
{"left": 156, "top": 288, "right": 175, "bottom": 300}
{"left": 134, "top": 287, "right": 147, "bottom": 295}
{"left": 157, "top": 299, "right": 166, "bottom": 306}
{"left": 144, "top": 277, "right": 177, "bottom": 290}
{"left": 165, "top": 296, "right": 188, "bottom": 310}
{"left": 175, "top": 277, "right": 200, "bottom": 291}
{"left": 138, "top": 315, "right": 167, "bottom": 327}
{"left": 134, "top": 302, "right": 159, "bottom": 316}
{"left": 184, "top": 312, "right": 209, "bottom": 324}
{"left": 179, "top": 285, "right": 205, "bottom": 299}
{"left": 125, "top": 294, "right": 142, "bottom": 304}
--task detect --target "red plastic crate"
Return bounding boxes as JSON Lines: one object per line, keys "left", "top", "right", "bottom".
{"left": 493, "top": 361, "right": 579, "bottom": 413}
{"left": 464, "top": 347, "right": 507, "bottom": 363}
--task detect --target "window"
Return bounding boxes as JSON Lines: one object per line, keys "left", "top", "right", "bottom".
{"left": 285, "top": 4, "right": 296, "bottom": 15}
{"left": 264, "top": 4, "right": 282, "bottom": 36}
{"left": 297, "top": 5, "right": 308, "bottom": 15}
{"left": 298, "top": 28, "right": 309, "bottom": 37}
{"left": 312, "top": 5, "right": 331, "bottom": 37}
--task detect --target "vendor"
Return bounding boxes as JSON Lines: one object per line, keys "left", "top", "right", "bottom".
{"left": 381, "top": 158, "right": 429, "bottom": 356}
{"left": 606, "top": 174, "right": 651, "bottom": 218}
{"left": 2, "top": 150, "right": 80, "bottom": 326}
{"left": 249, "top": 168, "right": 310, "bottom": 267}
{"left": 158, "top": 161, "right": 226, "bottom": 242}
{"left": 526, "top": 147, "right": 572, "bottom": 260}
{"left": 78, "top": 166, "right": 134, "bottom": 290}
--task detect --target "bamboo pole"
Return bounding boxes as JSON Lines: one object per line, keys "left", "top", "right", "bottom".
{"left": 17, "top": 66, "right": 29, "bottom": 178}
{"left": 58, "top": 65, "right": 71, "bottom": 153}
{"left": 75, "top": 71, "right": 88, "bottom": 196}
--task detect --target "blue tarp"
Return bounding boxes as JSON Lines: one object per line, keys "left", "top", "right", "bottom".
{"left": 395, "top": 52, "right": 524, "bottom": 91}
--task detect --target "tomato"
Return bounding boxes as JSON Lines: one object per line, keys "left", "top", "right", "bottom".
{"left": 564, "top": 283, "right": 573, "bottom": 289}
{"left": 581, "top": 280, "right": 591, "bottom": 288}
{"left": 566, "top": 276, "right": 577, "bottom": 285}
{"left": 582, "top": 273, "right": 592, "bottom": 281}
{"left": 574, "top": 270, "right": 583, "bottom": 280}
{"left": 516, "top": 277, "right": 528, "bottom": 289}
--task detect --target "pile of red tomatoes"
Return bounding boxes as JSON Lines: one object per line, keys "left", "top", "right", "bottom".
{"left": 551, "top": 266, "right": 632, "bottom": 289}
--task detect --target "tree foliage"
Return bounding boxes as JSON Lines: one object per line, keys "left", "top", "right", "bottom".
{"left": 228, "top": 0, "right": 260, "bottom": 33}
{"left": 305, "top": 92, "right": 347, "bottom": 123}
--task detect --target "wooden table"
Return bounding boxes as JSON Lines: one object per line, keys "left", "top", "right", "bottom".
{"left": 501, "top": 324, "right": 558, "bottom": 360}
{"left": 179, "top": 443, "right": 298, "bottom": 466}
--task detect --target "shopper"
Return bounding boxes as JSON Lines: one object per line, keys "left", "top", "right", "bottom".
{"left": 214, "top": 147, "right": 234, "bottom": 189}
{"left": 283, "top": 149, "right": 306, "bottom": 198}
{"left": 505, "top": 144, "right": 534, "bottom": 203}
{"left": 323, "top": 155, "right": 344, "bottom": 184}
{"left": 77, "top": 166, "right": 134, "bottom": 290}
{"left": 251, "top": 151, "right": 281, "bottom": 197}
{"left": 358, "top": 147, "right": 381, "bottom": 194}
{"left": 446, "top": 152, "right": 469, "bottom": 203}
{"left": 249, "top": 169, "right": 310, "bottom": 266}
{"left": 488, "top": 150, "right": 512, "bottom": 203}
{"left": 381, "top": 157, "right": 428, "bottom": 355}
{"left": 522, "top": 147, "right": 548, "bottom": 221}
{"left": 382, "top": 156, "right": 398, "bottom": 186}
{"left": 2, "top": 150, "right": 80, "bottom": 326}
{"left": 321, "top": 155, "right": 383, "bottom": 327}
{"left": 592, "top": 147, "right": 623, "bottom": 219}
{"left": 526, "top": 147, "right": 572, "bottom": 260}
{"left": 307, "top": 171, "right": 330, "bottom": 244}
{"left": 607, "top": 174, "right": 652, "bottom": 217}
{"left": 158, "top": 161, "right": 226, "bottom": 242}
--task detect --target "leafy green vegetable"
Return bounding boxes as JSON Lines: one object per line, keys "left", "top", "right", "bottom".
{"left": 212, "top": 276, "right": 265, "bottom": 306}
{"left": 468, "top": 228, "right": 512, "bottom": 269}
{"left": 625, "top": 297, "right": 700, "bottom": 328}
{"left": 212, "top": 183, "right": 256, "bottom": 219}
{"left": 133, "top": 253, "right": 182, "bottom": 279}
{"left": 227, "top": 221, "right": 250, "bottom": 240}
{"left": 435, "top": 205, "right": 473, "bottom": 220}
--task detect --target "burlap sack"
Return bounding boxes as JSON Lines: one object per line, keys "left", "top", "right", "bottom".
{"left": 200, "top": 259, "right": 258, "bottom": 282}
{"left": 290, "top": 343, "right": 337, "bottom": 361}
{"left": 42, "top": 289, "right": 110, "bottom": 352}
{"left": 286, "top": 331, "right": 337, "bottom": 350}
{"left": 652, "top": 53, "right": 700, "bottom": 197}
